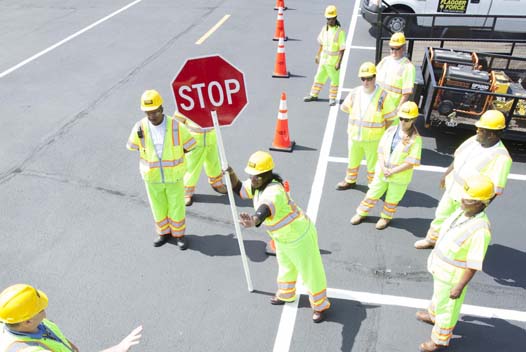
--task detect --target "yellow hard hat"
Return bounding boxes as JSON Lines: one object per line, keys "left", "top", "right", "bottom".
{"left": 0, "top": 284, "right": 48, "bottom": 324}
{"left": 325, "top": 5, "right": 337, "bottom": 18}
{"left": 245, "top": 151, "right": 274, "bottom": 175}
{"left": 141, "top": 89, "right": 163, "bottom": 112}
{"left": 389, "top": 32, "right": 406, "bottom": 47}
{"left": 398, "top": 101, "right": 419, "bottom": 119}
{"left": 475, "top": 110, "right": 506, "bottom": 130}
{"left": 358, "top": 61, "right": 377, "bottom": 78}
{"left": 462, "top": 174, "right": 495, "bottom": 201}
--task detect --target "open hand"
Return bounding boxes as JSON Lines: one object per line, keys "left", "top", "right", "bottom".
{"left": 239, "top": 212, "right": 256, "bottom": 228}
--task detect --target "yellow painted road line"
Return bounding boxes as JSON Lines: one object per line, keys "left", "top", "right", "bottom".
{"left": 195, "top": 15, "right": 231, "bottom": 45}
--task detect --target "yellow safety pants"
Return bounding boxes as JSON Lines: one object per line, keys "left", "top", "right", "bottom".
{"left": 183, "top": 132, "right": 223, "bottom": 198}
{"left": 427, "top": 275, "right": 467, "bottom": 346}
{"left": 345, "top": 139, "right": 380, "bottom": 184}
{"left": 275, "top": 223, "right": 330, "bottom": 312}
{"left": 357, "top": 176, "right": 409, "bottom": 219}
{"left": 426, "top": 193, "right": 460, "bottom": 243}
{"left": 310, "top": 64, "right": 339, "bottom": 99}
{"left": 145, "top": 181, "right": 185, "bottom": 237}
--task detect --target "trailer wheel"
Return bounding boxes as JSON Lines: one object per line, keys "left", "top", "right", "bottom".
{"left": 437, "top": 100, "right": 455, "bottom": 116}
{"left": 383, "top": 9, "right": 413, "bottom": 33}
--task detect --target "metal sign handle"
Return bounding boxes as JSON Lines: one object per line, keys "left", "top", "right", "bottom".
{"left": 211, "top": 111, "right": 254, "bottom": 292}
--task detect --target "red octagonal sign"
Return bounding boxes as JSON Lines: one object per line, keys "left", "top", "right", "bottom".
{"left": 172, "top": 55, "right": 248, "bottom": 128}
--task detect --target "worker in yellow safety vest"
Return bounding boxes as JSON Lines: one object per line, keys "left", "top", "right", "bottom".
{"left": 336, "top": 61, "right": 398, "bottom": 190}
{"left": 226, "top": 151, "right": 331, "bottom": 323}
{"left": 350, "top": 101, "right": 422, "bottom": 230}
{"left": 376, "top": 32, "right": 416, "bottom": 109}
{"left": 127, "top": 90, "right": 196, "bottom": 249}
{"left": 0, "top": 284, "right": 142, "bottom": 352}
{"left": 303, "top": 5, "right": 346, "bottom": 106}
{"left": 414, "top": 110, "right": 512, "bottom": 250}
{"left": 171, "top": 112, "right": 227, "bottom": 207}
{"left": 416, "top": 175, "right": 494, "bottom": 352}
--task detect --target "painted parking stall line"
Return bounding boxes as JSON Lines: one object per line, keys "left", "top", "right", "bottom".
{"left": 328, "top": 156, "right": 526, "bottom": 181}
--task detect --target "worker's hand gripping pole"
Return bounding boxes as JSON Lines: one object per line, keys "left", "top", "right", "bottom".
{"left": 211, "top": 111, "right": 254, "bottom": 292}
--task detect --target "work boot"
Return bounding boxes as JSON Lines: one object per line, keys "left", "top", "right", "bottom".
{"left": 175, "top": 236, "right": 189, "bottom": 250}
{"left": 375, "top": 218, "right": 391, "bottom": 230}
{"left": 312, "top": 310, "right": 326, "bottom": 323}
{"left": 350, "top": 214, "right": 365, "bottom": 225}
{"left": 212, "top": 184, "right": 228, "bottom": 194}
{"left": 303, "top": 95, "right": 318, "bottom": 102}
{"left": 335, "top": 180, "right": 356, "bottom": 190}
{"left": 416, "top": 310, "right": 435, "bottom": 325}
{"left": 270, "top": 296, "right": 286, "bottom": 305}
{"left": 184, "top": 196, "right": 193, "bottom": 207}
{"left": 419, "top": 341, "right": 446, "bottom": 352}
{"left": 329, "top": 99, "right": 336, "bottom": 106}
{"left": 153, "top": 235, "right": 169, "bottom": 247}
{"left": 414, "top": 239, "right": 435, "bottom": 250}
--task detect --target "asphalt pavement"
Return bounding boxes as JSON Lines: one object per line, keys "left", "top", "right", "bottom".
{"left": 1, "top": 1, "right": 525, "bottom": 351}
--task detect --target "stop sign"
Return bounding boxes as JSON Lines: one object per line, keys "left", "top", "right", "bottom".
{"left": 171, "top": 55, "right": 248, "bottom": 128}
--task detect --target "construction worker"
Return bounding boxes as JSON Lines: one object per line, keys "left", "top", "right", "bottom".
{"left": 376, "top": 32, "right": 416, "bottom": 109}
{"left": 414, "top": 110, "right": 512, "bottom": 249}
{"left": 416, "top": 175, "right": 494, "bottom": 352}
{"left": 0, "top": 284, "right": 142, "bottom": 352}
{"left": 127, "top": 90, "right": 196, "bottom": 249}
{"left": 350, "top": 101, "right": 422, "bottom": 230}
{"left": 303, "top": 5, "right": 346, "bottom": 106}
{"left": 172, "top": 112, "right": 227, "bottom": 207}
{"left": 226, "top": 151, "right": 330, "bottom": 323}
{"left": 336, "top": 61, "right": 398, "bottom": 190}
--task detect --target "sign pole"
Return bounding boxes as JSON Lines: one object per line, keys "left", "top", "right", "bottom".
{"left": 211, "top": 110, "right": 254, "bottom": 292}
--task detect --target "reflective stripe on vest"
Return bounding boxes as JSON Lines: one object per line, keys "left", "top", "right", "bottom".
{"left": 322, "top": 27, "right": 342, "bottom": 56}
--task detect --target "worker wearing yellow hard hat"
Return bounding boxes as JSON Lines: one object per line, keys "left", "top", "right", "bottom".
{"left": 337, "top": 61, "right": 398, "bottom": 190}
{"left": 417, "top": 175, "right": 494, "bottom": 352}
{"left": 415, "top": 110, "right": 512, "bottom": 249}
{"left": 127, "top": 90, "right": 197, "bottom": 249}
{"left": 350, "top": 101, "right": 422, "bottom": 230}
{"left": 226, "top": 151, "right": 331, "bottom": 323}
{"left": 304, "top": 5, "right": 346, "bottom": 106}
{"left": 0, "top": 284, "right": 141, "bottom": 352}
{"left": 376, "top": 32, "right": 416, "bottom": 109}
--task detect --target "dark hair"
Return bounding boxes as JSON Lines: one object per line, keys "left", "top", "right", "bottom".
{"left": 271, "top": 172, "right": 284, "bottom": 185}
{"left": 326, "top": 18, "right": 341, "bottom": 30}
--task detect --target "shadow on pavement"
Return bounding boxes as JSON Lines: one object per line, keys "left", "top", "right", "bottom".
{"left": 191, "top": 194, "right": 252, "bottom": 207}
{"left": 421, "top": 148, "right": 453, "bottom": 168}
{"left": 299, "top": 296, "right": 380, "bottom": 352}
{"left": 398, "top": 189, "right": 439, "bottom": 208}
{"left": 446, "top": 316, "right": 526, "bottom": 351}
{"left": 174, "top": 233, "right": 269, "bottom": 262}
{"left": 483, "top": 243, "right": 526, "bottom": 289}
{"left": 388, "top": 217, "right": 433, "bottom": 238}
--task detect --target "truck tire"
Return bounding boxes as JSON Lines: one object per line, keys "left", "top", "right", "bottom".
{"left": 383, "top": 9, "right": 413, "bottom": 33}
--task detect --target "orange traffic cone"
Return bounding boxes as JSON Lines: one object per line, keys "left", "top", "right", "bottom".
{"left": 272, "top": 37, "right": 290, "bottom": 78}
{"left": 270, "top": 92, "right": 295, "bottom": 152}
{"left": 274, "top": 0, "right": 287, "bottom": 10}
{"left": 273, "top": 7, "right": 288, "bottom": 41}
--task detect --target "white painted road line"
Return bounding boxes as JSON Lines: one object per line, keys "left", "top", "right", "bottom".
{"left": 0, "top": 0, "right": 143, "bottom": 78}
{"left": 272, "top": 1, "right": 362, "bottom": 351}
{"left": 328, "top": 288, "right": 526, "bottom": 322}
{"left": 349, "top": 45, "right": 376, "bottom": 50}
{"left": 195, "top": 15, "right": 231, "bottom": 45}
{"left": 328, "top": 156, "right": 526, "bottom": 181}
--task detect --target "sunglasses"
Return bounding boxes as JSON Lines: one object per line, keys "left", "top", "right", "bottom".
{"left": 399, "top": 117, "right": 413, "bottom": 122}
{"left": 361, "top": 76, "right": 375, "bottom": 81}
{"left": 390, "top": 47, "right": 402, "bottom": 51}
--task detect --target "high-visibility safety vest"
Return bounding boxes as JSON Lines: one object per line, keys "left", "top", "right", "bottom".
{"left": 127, "top": 115, "right": 196, "bottom": 183}
{"left": 173, "top": 112, "right": 217, "bottom": 147}
{"left": 445, "top": 135, "right": 512, "bottom": 201}
{"left": 376, "top": 56, "right": 416, "bottom": 101}
{"left": 317, "top": 25, "right": 346, "bottom": 66}
{"left": 240, "top": 180, "right": 309, "bottom": 243}
{"left": 377, "top": 125, "right": 422, "bottom": 184}
{"left": 0, "top": 319, "right": 74, "bottom": 352}
{"left": 427, "top": 209, "right": 491, "bottom": 284}
{"left": 341, "top": 86, "right": 398, "bottom": 141}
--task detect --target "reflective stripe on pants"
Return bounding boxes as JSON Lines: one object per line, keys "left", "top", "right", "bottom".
{"left": 426, "top": 194, "right": 460, "bottom": 243}
{"left": 345, "top": 139, "right": 380, "bottom": 184}
{"left": 309, "top": 64, "right": 340, "bottom": 97}
{"left": 145, "top": 181, "right": 186, "bottom": 237}
{"left": 357, "top": 175, "right": 409, "bottom": 219}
